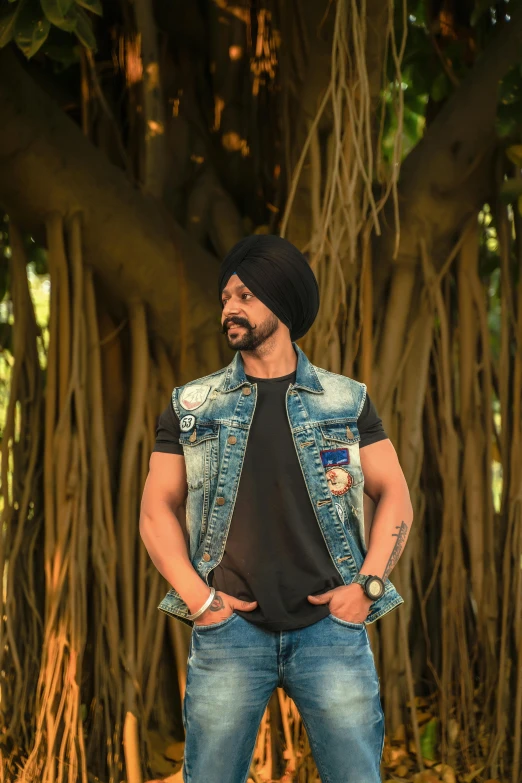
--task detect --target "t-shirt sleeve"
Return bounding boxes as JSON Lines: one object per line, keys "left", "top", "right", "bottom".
{"left": 153, "top": 401, "right": 184, "bottom": 456}
{"left": 357, "top": 393, "right": 388, "bottom": 449}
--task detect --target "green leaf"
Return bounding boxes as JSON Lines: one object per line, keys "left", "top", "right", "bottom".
{"left": 41, "top": 0, "right": 76, "bottom": 31}
{"left": 431, "top": 71, "right": 450, "bottom": 103}
{"left": 74, "top": 0, "right": 102, "bottom": 17}
{"left": 0, "top": 261, "right": 9, "bottom": 305}
{"left": 410, "top": 0, "right": 427, "bottom": 26}
{"left": 0, "top": 0, "right": 24, "bottom": 47}
{"left": 506, "top": 145, "right": 522, "bottom": 167}
{"left": 404, "top": 91, "right": 428, "bottom": 117}
{"left": 14, "top": 0, "right": 51, "bottom": 58}
{"left": 403, "top": 109, "right": 422, "bottom": 142}
{"left": 74, "top": 7, "right": 95, "bottom": 49}
{"left": 27, "top": 244, "right": 48, "bottom": 274}
{"left": 496, "top": 100, "right": 522, "bottom": 139}
{"left": 420, "top": 717, "right": 438, "bottom": 761}
{"left": 500, "top": 178, "right": 522, "bottom": 202}
{"left": 499, "top": 66, "right": 522, "bottom": 105}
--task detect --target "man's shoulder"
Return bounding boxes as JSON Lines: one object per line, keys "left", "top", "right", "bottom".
{"left": 177, "top": 365, "right": 228, "bottom": 391}
{"left": 171, "top": 366, "right": 228, "bottom": 414}
{"left": 313, "top": 364, "right": 367, "bottom": 416}
{"left": 313, "top": 363, "right": 366, "bottom": 391}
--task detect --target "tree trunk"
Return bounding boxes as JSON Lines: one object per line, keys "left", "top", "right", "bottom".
{"left": 0, "top": 50, "right": 223, "bottom": 377}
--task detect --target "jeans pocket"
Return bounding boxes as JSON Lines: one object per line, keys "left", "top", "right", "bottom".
{"left": 328, "top": 613, "right": 365, "bottom": 630}
{"left": 192, "top": 612, "right": 238, "bottom": 632}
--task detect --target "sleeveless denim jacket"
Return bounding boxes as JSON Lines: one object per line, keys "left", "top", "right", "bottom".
{"left": 158, "top": 345, "right": 403, "bottom": 625}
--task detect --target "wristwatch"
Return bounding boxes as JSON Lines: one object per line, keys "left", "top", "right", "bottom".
{"left": 352, "top": 573, "right": 385, "bottom": 601}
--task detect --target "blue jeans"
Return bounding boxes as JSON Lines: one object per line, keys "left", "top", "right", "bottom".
{"left": 182, "top": 613, "right": 384, "bottom": 782}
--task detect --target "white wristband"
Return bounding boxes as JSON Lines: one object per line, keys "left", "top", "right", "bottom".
{"left": 187, "top": 587, "right": 216, "bottom": 621}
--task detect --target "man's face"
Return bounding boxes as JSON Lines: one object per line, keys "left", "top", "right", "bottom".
{"left": 221, "top": 275, "right": 279, "bottom": 351}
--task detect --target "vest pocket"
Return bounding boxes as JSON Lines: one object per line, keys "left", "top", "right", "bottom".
{"left": 319, "top": 420, "right": 360, "bottom": 445}
{"left": 181, "top": 422, "right": 219, "bottom": 491}
{"left": 319, "top": 421, "right": 364, "bottom": 490}
{"left": 179, "top": 422, "right": 219, "bottom": 446}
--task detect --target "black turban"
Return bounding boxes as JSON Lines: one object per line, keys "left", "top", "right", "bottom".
{"left": 218, "top": 235, "right": 319, "bottom": 341}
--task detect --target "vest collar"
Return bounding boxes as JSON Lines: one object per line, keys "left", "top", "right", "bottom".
{"left": 219, "top": 344, "right": 324, "bottom": 394}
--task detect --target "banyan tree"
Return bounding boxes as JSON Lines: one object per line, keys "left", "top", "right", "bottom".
{"left": 0, "top": 1, "right": 521, "bottom": 781}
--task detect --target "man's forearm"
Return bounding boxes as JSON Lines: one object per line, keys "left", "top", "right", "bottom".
{"left": 359, "top": 486, "right": 413, "bottom": 580}
{"left": 139, "top": 503, "right": 211, "bottom": 613}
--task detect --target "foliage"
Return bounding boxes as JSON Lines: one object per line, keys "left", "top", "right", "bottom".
{"left": 383, "top": 1, "right": 522, "bottom": 164}
{"left": 0, "top": 0, "right": 100, "bottom": 59}
{"left": 420, "top": 718, "right": 438, "bottom": 762}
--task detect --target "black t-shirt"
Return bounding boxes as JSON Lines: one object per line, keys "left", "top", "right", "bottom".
{"left": 153, "top": 373, "right": 387, "bottom": 631}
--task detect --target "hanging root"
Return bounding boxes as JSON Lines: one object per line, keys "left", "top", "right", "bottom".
{"left": 281, "top": 0, "right": 405, "bottom": 375}
{"left": 3, "top": 214, "right": 175, "bottom": 783}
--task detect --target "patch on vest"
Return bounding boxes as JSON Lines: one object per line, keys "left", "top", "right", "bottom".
{"left": 326, "top": 467, "right": 353, "bottom": 496}
{"left": 320, "top": 448, "right": 350, "bottom": 468}
{"left": 180, "top": 414, "right": 196, "bottom": 432}
{"left": 180, "top": 384, "right": 210, "bottom": 411}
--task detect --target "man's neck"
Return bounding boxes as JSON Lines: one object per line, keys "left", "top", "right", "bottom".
{"left": 240, "top": 341, "right": 297, "bottom": 379}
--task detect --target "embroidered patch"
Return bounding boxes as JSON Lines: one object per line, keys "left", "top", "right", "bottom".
{"left": 180, "top": 384, "right": 210, "bottom": 411}
{"left": 320, "top": 448, "right": 350, "bottom": 468}
{"left": 326, "top": 467, "right": 353, "bottom": 496}
{"left": 180, "top": 414, "right": 196, "bottom": 432}
{"left": 335, "top": 503, "right": 345, "bottom": 522}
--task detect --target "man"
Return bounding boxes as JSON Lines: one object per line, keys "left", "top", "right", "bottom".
{"left": 140, "top": 235, "right": 413, "bottom": 783}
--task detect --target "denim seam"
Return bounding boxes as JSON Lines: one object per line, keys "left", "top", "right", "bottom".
{"left": 182, "top": 637, "right": 195, "bottom": 783}
{"left": 355, "top": 382, "right": 368, "bottom": 418}
{"left": 366, "top": 597, "right": 404, "bottom": 624}
{"left": 296, "top": 710, "right": 332, "bottom": 783}
{"left": 284, "top": 628, "right": 302, "bottom": 668}
{"left": 367, "top": 629, "right": 386, "bottom": 766}
{"left": 181, "top": 742, "right": 191, "bottom": 783}
{"left": 376, "top": 672, "right": 386, "bottom": 766}
{"left": 240, "top": 695, "right": 274, "bottom": 783}
{"left": 277, "top": 632, "right": 285, "bottom": 687}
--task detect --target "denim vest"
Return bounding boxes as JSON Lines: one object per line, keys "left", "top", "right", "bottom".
{"left": 158, "top": 345, "right": 403, "bottom": 626}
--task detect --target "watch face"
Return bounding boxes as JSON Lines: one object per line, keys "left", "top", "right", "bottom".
{"left": 366, "top": 578, "right": 384, "bottom": 599}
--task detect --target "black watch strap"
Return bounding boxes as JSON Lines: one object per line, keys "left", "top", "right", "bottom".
{"left": 352, "top": 573, "right": 385, "bottom": 600}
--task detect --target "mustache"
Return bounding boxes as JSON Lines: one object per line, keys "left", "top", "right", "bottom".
{"left": 222, "top": 317, "right": 255, "bottom": 334}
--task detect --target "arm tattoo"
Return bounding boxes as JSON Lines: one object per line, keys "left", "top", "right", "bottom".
{"left": 383, "top": 521, "right": 409, "bottom": 580}
{"left": 208, "top": 594, "right": 225, "bottom": 613}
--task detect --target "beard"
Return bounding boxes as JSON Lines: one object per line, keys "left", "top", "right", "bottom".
{"left": 222, "top": 314, "right": 279, "bottom": 351}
